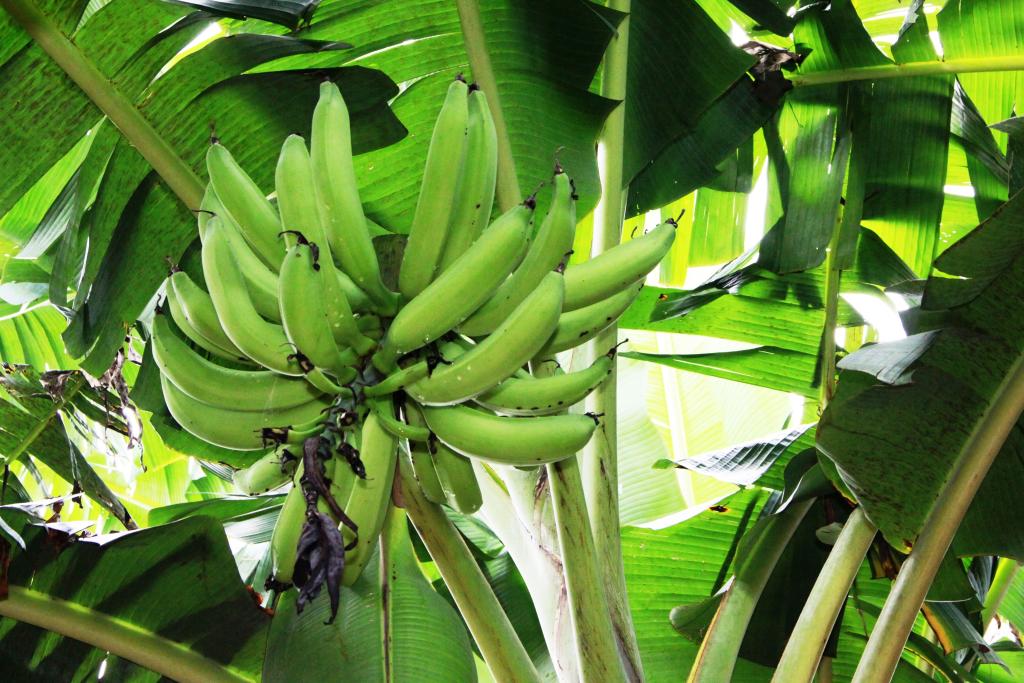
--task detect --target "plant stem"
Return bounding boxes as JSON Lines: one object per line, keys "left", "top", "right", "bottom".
{"left": 982, "top": 557, "right": 1021, "bottom": 630}
{"left": 852, "top": 353, "right": 1024, "bottom": 683}
{"left": 584, "top": 2, "right": 644, "bottom": 679}
{"left": 454, "top": 0, "right": 521, "bottom": 211}
{"left": 0, "top": 585, "right": 250, "bottom": 682}
{"left": 772, "top": 507, "right": 877, "bottom": 682}
{"left": 790, "top": 55, "right": 1024, "bottom": 87}
{"left": 0, "top": 0, "right": 204, "bottom": 209}
{"left": 547, "top": 455, "right": 627, "bottom": 683}
{"left": 397, "top": 458, "right": 543, "bottom": 683}
{"left": 474, "top": 461, "right": 581, "bottom": 681}
{"left": 688, "top": 498, "right": 815, "bottom": 683}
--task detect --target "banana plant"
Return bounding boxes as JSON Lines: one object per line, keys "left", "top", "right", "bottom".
{"left": 2, "top": 0, "right": 1024, "bottom": 682}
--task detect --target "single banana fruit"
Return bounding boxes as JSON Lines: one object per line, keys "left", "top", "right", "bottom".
{"left": 407, "top": 270, "right": 564, "bottom": 405}
{"left": 202, "top": 217, "right": 304, "bottom": 376}
{"left": 276, "top": 134, "right": 329, "bottom": 248}
{"left": 270, "top": 482, "right": 307, "bottom": 583}
{"left": 476, "top": 351, "right": 614, "bottom": 416}
{"left": 164, "top": 274, "right": 243, "bottom": 361}
{"left": 459, "top": 167, "right": 576, "bottom": 336}
{"left": 374, "top": 201, "right": 534, "bottom": 370}
{"left": 403, "top": 404, "right": 446, "bottom": 504}
{"left": 563, "top": 219, "right": 675, "bottom": 311}
{"left": 535, "top": 281, "right": 644, "bottom": 357}
{"left": 206, "top": 142, "right": 283, "bottom": 270}
{"left": 369, "top": 398, "right": 430, "bottom": 442}
{"left": 161, "top": 376, "right": 332, "bottom": 451}
{"left": 278, "top": 240, "right": 360, "bottom": 376}
{"left": 431, "top": 440, "right": 482, "bottom": 513}
{"left": 437, "top": 84, "right": 497, "bottom": 273}
{"left": 234, "top": 448, "right": 296, "bottom": 494}
{"left": 151, "top": 312, "right": 323, "bottom": 411}
{"left": 399, "top": 78, "right": 469, "bottom": 299}
{"left": 167, "top": 270, "right": 247, "bottom": 360}
{"left": 311, "top": 82, "right": 397, "bottom": 314}
{"left": 363, "top": 359, "right": 430, "bottom": 398}
{"left": 422, "top": 405, "right": 597, "bottom": 466}
{"left": 341, "top": 411, "right": 398, "bottom": 585}
{"left": 316, "top": 244, "right": 377, "bottom": 356}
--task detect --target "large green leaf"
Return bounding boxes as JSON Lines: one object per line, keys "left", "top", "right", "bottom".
{"left": 818, "top": 188, "right": 1024, "bottom": 559}
{"left": 263, "top": 508, "right": 476, "bottom": 682}
{"left": 0, "top": 510, "right": 270, "bottom": 681}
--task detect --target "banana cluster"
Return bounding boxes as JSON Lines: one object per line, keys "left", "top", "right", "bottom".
{"left": 150, "top": 78, "right": 675, "bottom": 610}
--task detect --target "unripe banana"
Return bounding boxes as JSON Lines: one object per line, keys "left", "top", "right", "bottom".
{"left": 341, "top": 411, "right": 398, "bottom": 585}
{"left": 164, "top": 274, "right": 242, "bottom": 361}
{"left": 368, "top": 398, "right": 430, "bottom": 442}
{"left": 407, "top": 270, "right": 564, "bottom": 405}
{"left": 270, "top": 482, "right": 306, "bottom": 583}
{"left": 459, "top": 168, "right": 576, "bottom": 336}
{"left": 206, "top": 142, "right": 283, "bottom": 269}
{"left": 563, "top": 220, "right": 675, "bottom": 311}
{"left": 363, "top": 359, "right": 430, "bottom": 398}
{"left": 151, "top": 312, "right": 323, "bottom": 411}
{"left": 374, "top": 201, "right": 534, "bottom": 370}
{"left": 399, "top": 78, "right": 469, "bottom": 299}
{"left": 535, "top": 281, "right": 643, "bottom": 357}
{"left": 403, "top": 404, "right": 446, "bottom": 504}
{"left": 278, "top": 240, "right": 360, "bottom": 376}
{"left": 437, "top": 85, "right": 497, "bottom": 273}
{"left": 275, "top": 134, "right": 329, "bottom": 248}
{"left": 431, "top": 440, "right": 482, "bottom": 513}
{"left": 311, "top": 82, "right": 397, "bottom": 314}
{"left": 202, "top": 218, "right": 304, "bottom": 376}
{"left": 234, "top": 448, "right": 296, "bottom": 494}
{"left": 422, "top": 405, "right": 597, "bottom": 466}
{"left": 167, "top": 271, "right": 246, "bottom": 360}
{"left": 198, "top": 191, "right": 282, "bottom": 321}
{"left": 476, "top": 352, "right": 613, "bottom": 416}
{"left": 161, "top": 375, "right": 332, "bottom": 451}
{"left": 316, "top": 245, "right": 377, "bottom": 356}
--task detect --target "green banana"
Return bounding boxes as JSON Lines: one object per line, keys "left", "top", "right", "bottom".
{"left": 562, "top": 219, "right": 675, "bottom": 311}
{"left": 275, "top": 134, "right": 328, "bottom": 248}
{"left": 421, "top": 405, "right": 597, "bottom": 466}
{"left": 233, "top": 448, "right": 295, "bottom": 494}
{"left": 278, "top": 240, "right": 360, "bottom": 376}
{"left": 407, "top": 270, "right": 564, "bottom": 405}
{"left": 206, "top": 142, "right": 283, "bottom": 270}
{"left": 403, "top": 405, "right": 446, "bottom": 504}
{"left": 363, "top": 358, "right": 430, "bottom": 398}
{"left": 275, "top": 135, "right": 368, "bottom": 352}
{"left": 152, "top": 312, "right": 323, "bottom": 411}
{"left": 335, "top": 268, "right": 372, "bottom": 313}
{"left": 437, "top": 84, "right": 496, "bottom": 273}
{"left": 311, "top": 82, "right": 397, "bottom": 314}
{"left": 374, "top": 201, "right": 534, "bottom": 370}
{"left": 476, "top": 351, "right": 614, "bottom": 416}
{"left": 341, "top": 411, "right": 398, "bottom": 585}
{"left": 202, "top": 196, "right": 282, "bottom": 322}
{"left": 202, "top": 217, "right": 304, "bottom": 376}
{"left": 431, "top": 441, "right": 482, "bottom": 513}
{"left": 399, "top": 78, "right": 469, "bottom": 299}
{"left": 164, "top": 274, "right": 242, "bottom": 361}
{"left": 270, "top": 482, "right": 306, "bottom": 583}
{"left": 368, "top": 398, "right": 430, "bottom": 442}
{"left": 458, "top": 168, "right": 576, "bottom": 336}
{"left": 535, "top": 280, "right": 644, "bottom": 357}
{"left": 167, "top": 270, "right": 247, "bottom": 360}
{"left": 315, "top": 244, "right": 377, "bottom": 356}
{"left": 161, "top": 376, "right": 333, "bottom": 451}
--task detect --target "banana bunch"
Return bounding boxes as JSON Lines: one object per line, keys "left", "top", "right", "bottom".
{"left": 149, "top": 77, "right": 675, "bottom": 616}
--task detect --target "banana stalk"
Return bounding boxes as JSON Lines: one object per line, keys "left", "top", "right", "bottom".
{"left": 397, "top": 457, "right": 542, "bottom": 683}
